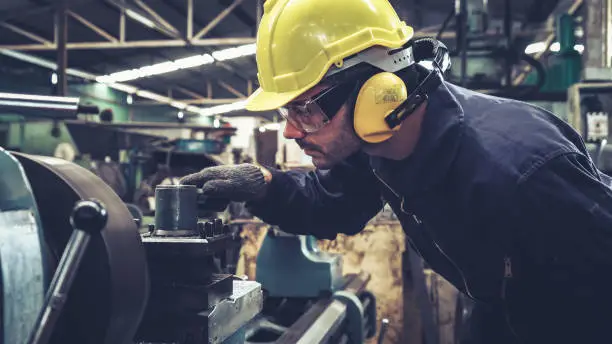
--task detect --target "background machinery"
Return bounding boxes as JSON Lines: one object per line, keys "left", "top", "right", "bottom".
{"left": 0, "top": 92, "right": 381, "bottom": 344}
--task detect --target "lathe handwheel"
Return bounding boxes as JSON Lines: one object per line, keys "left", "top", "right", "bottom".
{"left": 14, "top": 152, "right": 149, "bottom": 344}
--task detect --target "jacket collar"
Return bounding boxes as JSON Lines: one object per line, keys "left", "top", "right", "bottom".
{"left": 370, "top": 82, "right": 465, "bottom": 197}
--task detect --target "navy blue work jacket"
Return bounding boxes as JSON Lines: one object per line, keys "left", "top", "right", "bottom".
{"left": 247, "top": 82, "right": 612, "bottom": 304}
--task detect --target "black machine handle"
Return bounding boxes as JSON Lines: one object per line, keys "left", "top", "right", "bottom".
{"left": 26, "top": 199, "right": 107, "bottom": 344}
{"left": 76, "top": 104, "right": 100, "bottom": 115}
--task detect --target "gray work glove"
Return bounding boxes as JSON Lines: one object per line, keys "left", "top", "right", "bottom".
{"left": 179, "top": 164, "right": 268, "bottom": 202}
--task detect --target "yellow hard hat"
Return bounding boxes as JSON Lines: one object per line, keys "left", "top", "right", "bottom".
{"left": 245, "top": 0, "right": 414, "bottom": 112}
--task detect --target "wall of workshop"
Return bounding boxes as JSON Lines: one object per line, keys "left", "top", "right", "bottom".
{"left": 6, "top": 120, "right": 72, "bottom": 156}
{"left": 224, "top": 117, "right": 262, "bottom": 161}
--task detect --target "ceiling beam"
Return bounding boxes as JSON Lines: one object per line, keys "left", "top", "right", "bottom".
{"left": 218, "top": 0, "right": 255, "bottom": 29}
{"left": 124, "top": 47, "right": 249, "bottom": 103}
{"left": 158, "top": 0, "right": 254, "bottom": 82}
{"left": 133, "top": 0, "right": 180, "bottom": 36}
{"left": 104, "top": 0, "right": 180, "bottom": 39}
{"left": 0, "top": 37, "right": 255, "bottom": 50}
{"left": 187, "top": 0, "right": 193, "bottom": 39}
{"left": 218, "top": 80, "right": 245, "bottom": 97}
{"left": 0, "top": 49, "right": 208, "bottom": 113}
{"left": 67, "top": 10, "right": 118, "bottom": 42}
{"left": 193, "top": 0, "right": 244, "bottom": 40}
{"left": 0, "top": 22, "right": 52, "bottom": 44}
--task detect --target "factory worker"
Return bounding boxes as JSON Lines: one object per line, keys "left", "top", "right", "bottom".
{"left": 181, "top": 0, "right": 612, "bottom": 343}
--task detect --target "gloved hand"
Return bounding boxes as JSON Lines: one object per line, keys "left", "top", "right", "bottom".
{"left": 179, "top": 164, "right": 269, "bottom": 202}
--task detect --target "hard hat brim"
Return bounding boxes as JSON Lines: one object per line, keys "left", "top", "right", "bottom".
{"left": 245, "top": 87, "right": 305, "bottom": 112}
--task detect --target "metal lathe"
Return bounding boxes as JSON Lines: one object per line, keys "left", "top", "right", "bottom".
{"left": 0, "top": 92, "right": 381, "bottom": 344}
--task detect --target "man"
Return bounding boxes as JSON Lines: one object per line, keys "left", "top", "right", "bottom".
{"left": 181, "top": 0, "right": 612, "bottom": 342}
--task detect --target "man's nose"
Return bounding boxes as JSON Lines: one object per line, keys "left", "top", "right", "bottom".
{"left": 283, "top": 120, "right": 306, "bottom": 139}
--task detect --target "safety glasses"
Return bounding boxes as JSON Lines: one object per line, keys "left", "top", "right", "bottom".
{"left": 277, "top": 82, "right": 357, "bottom": 133}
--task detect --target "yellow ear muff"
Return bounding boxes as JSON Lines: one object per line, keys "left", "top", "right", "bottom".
{"left": 353, "top": 72, "right": 408, "bottom": 143}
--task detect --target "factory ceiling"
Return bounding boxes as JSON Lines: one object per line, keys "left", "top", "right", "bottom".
{"left": 0, "top": 0, "right": 566, "bottom": 118}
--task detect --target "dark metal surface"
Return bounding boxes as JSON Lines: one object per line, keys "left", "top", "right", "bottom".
{"left": 27, "top": 231, "right": 91, "bottom": 344}
{"left": 297, "top": 300, "right": 347, "bottom": 344}
{"left": 342, "top": 273, "right": 371, "bottom": 295}
{"left": 154, "top": 185, "right": 198, "bottom": 235}
{"left": 12, "top": 152, "right": 149, "bottom": 344}
{"left": 273, "top": 299, "right": 334, "bottom": 344}
{"left": 27, "top": 199, "right": 108, "bottom": 344}
{"left": 141, "top": 232, "right": 238, "bottom": 256}
{"left": 63, "top": 120, "right": 165, "bottom": 161}
{"left": 0, "top": 148, "right": 47, "bottom": 344}
{"left": 203, "top": 280, "right": 264, "bottom": 344}
{"left": 136, "top": 224, "right": 242, "bottom": 343}
{"left": 272, "top": 273, "right": 371, "bottom": 344}
{"left": 135, "top": 272, "right": 235, "bottom": 342}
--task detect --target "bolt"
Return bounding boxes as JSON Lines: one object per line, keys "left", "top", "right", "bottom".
{"left": 197, "top": 222, "right": 206, "bottom": 238}
{"left": 204, "top": 221, "right": 214, "bottom": 237}
{"left": 214, "top": 218, "right": 223, "bottom": 235}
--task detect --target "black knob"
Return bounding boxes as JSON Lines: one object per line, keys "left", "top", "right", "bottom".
{"left": 70, "top": 199, "right": 108, "bottom": 234}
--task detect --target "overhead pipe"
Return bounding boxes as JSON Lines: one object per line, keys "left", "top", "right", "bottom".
{"left": 0, "top": 92, "right": 99, "bottom": 119}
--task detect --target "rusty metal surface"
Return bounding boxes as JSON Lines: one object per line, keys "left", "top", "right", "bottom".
{"left": 0, "top": 148, "right": 47, "bottom": 344}
{"left": 13, "top": 152, "right": 149, "bottom": 344}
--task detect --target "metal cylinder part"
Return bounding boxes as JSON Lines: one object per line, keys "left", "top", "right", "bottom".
{"left": 154, "top": 185, "right": 198, "bottom": 235}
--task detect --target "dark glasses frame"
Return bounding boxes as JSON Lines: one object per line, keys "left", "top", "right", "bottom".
{"left": 278, "top": 82, "right": 358, "bottom": 133}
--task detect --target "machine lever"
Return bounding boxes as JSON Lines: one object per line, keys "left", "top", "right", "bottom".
{"left": 377, "top": 318, "right": 390, "bottom": 344}
{"left": 26, "top": 199, "right": 108, "bottom": 344}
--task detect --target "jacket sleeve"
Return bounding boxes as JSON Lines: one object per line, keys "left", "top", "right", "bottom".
{"left": 516, "top": 152, "right": 612, "bottom": 271}
{"left": 245, "top": 152, "right": 384, "bottom": 239}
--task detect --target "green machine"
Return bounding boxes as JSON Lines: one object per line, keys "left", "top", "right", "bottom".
{"left": 244, "top": 228, "right": 382, "bottom": 344}
{"left": 524, "top": 14, "right": 582, "bottom": 92}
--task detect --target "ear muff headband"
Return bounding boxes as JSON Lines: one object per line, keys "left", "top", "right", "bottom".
{"left": 352, "top": 38, "right": 450, "bottom": 143}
